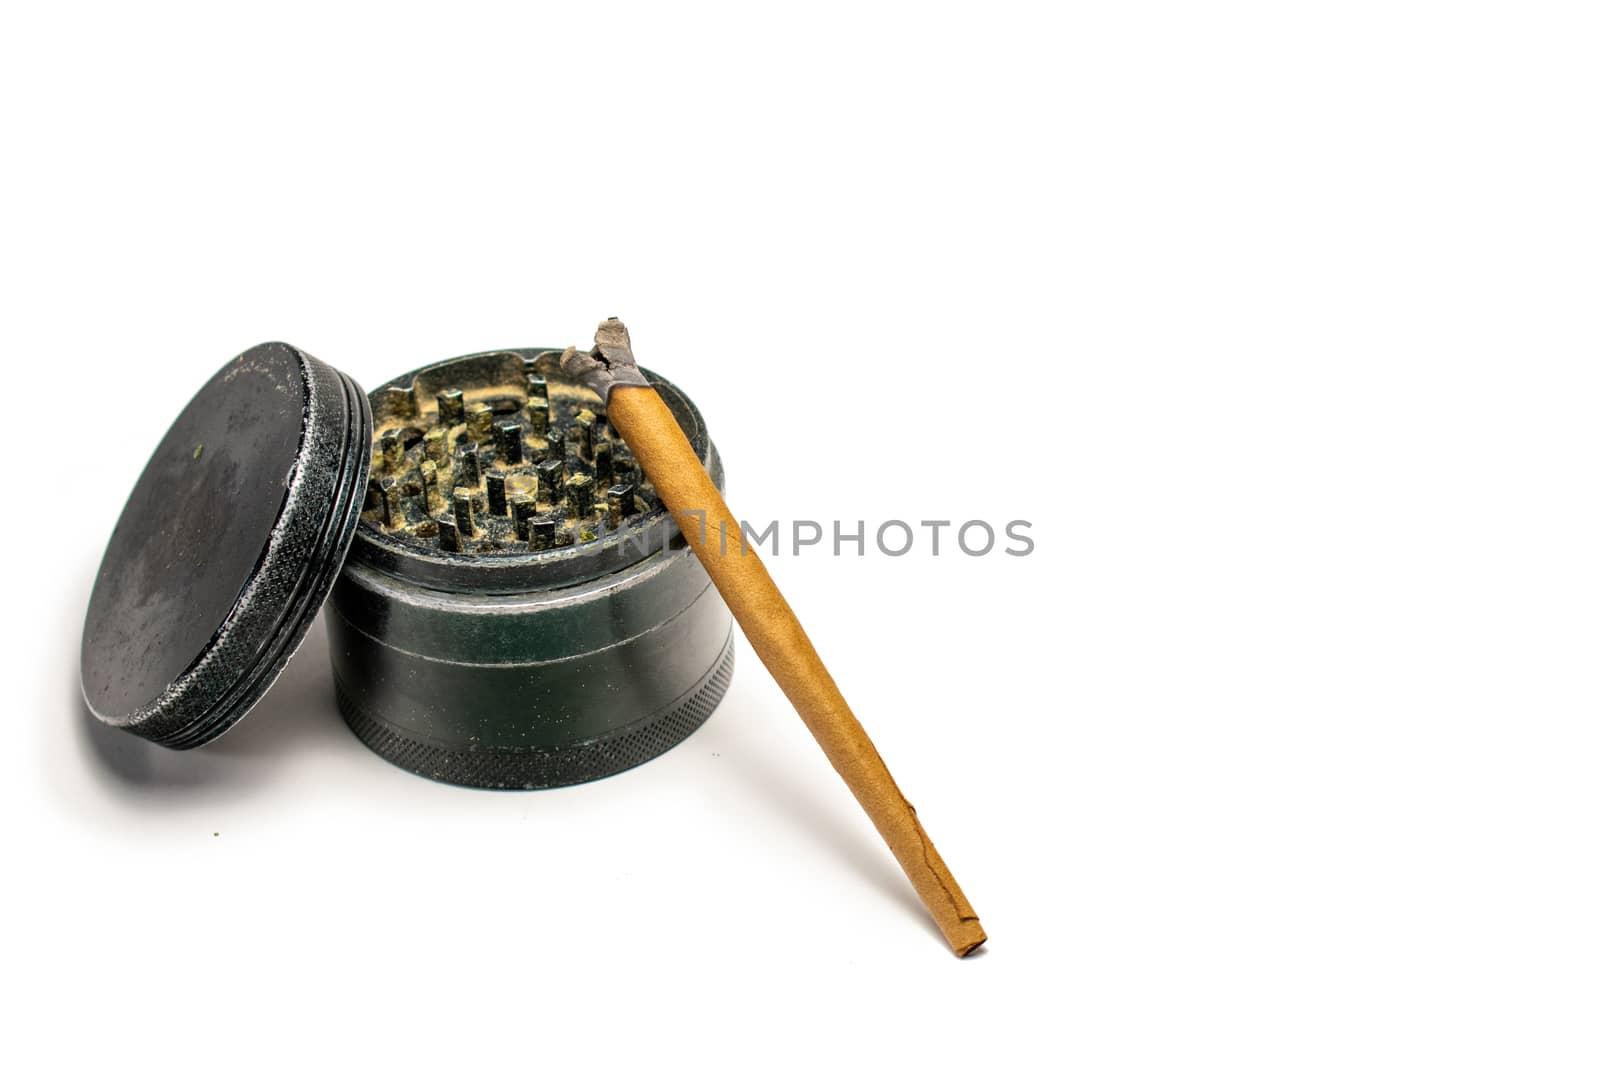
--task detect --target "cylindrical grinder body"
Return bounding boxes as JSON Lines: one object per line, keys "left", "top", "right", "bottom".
{"left": 327, "top": 348, "right": 733, "bottom": 789}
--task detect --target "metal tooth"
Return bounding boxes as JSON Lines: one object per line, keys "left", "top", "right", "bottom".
{"left": 424, "top": 427, "right": 448, "bottom": 463}
{"left": 495, "top": 422, "right": 523, "bottom": 464}
{"left": 419, "top": 460, "right": 441, "bottom": 510}
{"left": 382, "top": 387, "right": 419, "bottom": 420}
{"left": 572, "top": 409, "right": 597, "bottom": 460}
{"left": 437, "top": 390, "right": 466, "bottom": 427}
{"left": 457, "top": 443, "right": 481, "bottom": 488}
{"left": 467, "top": 403, "right": 494, "bottom": 442}
{"left": 594, "top": 443, "right": 614, "bottom": 486}
{"left": 567, "top": 473, "right": 594, "bottom": 519}
{"left": 527, "top": 397, "right": 550, "bottom": 435}
{"left": 592, "top": 500, "right": 611, "bottom": 530}
{"left": 535, "top": 458, "right": 564, "bottom": 504}
{"left": 512, "top": 495, "right": 537, "bottom": 541}
{"left": 380, "top": 428, "right": 404, "bottom": 470}
{"left": 452, "top": 487, "right": 475, "bottom": 537}
{"left": 613, "top": 456, "right": 635, "bottom": 485}
{"left": 486, "top": 472, "right": 508, "bottom": 516}
{"left": 379, "top": 477, "right": 402, "bottom": 528}
{"left": 607, "top": 482, "right": 637, "bottom": 522}
{"left": 438, "top": 516, "right": 461, "bottom": 551}
{"left": 525, "top": 374, "right": 548, "bottom": 401}
{"left": 545, "top": 429, "right": 565, "bottom": 463}
{"left": 531, "top": 518, "right": 556, "bottom": 550}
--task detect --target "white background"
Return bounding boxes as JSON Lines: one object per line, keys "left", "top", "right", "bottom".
{"left": 4, "top": 2, "right": 1596, "bottom": 1064}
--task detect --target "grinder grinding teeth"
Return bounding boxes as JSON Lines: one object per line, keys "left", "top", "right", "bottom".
{"left": 81, "top": 319, "right": 985, "bottom": 956}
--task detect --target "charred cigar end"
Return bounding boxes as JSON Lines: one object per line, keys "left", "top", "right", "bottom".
{"left": 559, "top": 319, "right": 649, "bottom": 401}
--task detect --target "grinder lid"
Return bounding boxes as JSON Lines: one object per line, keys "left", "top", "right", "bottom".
{"left": 80, "top": 342, "right": 373, "bottom": 748}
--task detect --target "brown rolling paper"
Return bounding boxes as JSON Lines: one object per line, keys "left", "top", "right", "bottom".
{"left": 565, "top": 320, "right": 986, "bottom": 956}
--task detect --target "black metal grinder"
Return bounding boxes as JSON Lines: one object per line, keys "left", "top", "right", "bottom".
{"left": 331, "top": 348, "right": 733, "bottom": 787}
{"left": 81, "top": 342, "right": 734, "bottom": 788}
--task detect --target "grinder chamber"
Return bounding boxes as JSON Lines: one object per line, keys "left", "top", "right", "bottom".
{"left": 327, "top": 347, "right": 734, "bottom": 789}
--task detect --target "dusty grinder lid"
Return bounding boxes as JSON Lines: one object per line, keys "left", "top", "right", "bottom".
{"left": 80, "top": 342, "right": 373, "bottom": 748}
